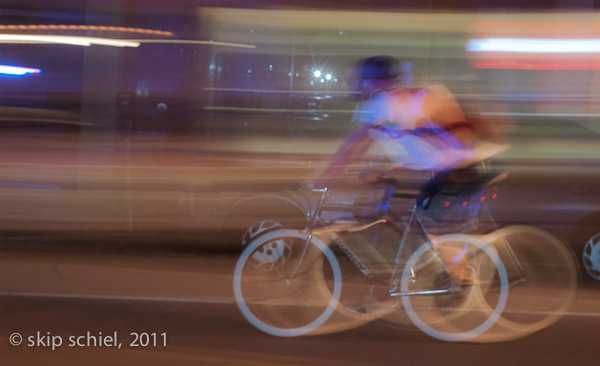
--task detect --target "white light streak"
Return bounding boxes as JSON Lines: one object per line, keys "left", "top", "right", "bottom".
{"left": 0, "top": 64, "right": 41, "bottom": 75}
{"left": 466, "top": 38, "right": 600, "bottom": 53}
{"left": 0, "top": 34, "right": 140, "bottom": 47}
{"left": 131, "top": 39, "right": 256, "bottom": 49}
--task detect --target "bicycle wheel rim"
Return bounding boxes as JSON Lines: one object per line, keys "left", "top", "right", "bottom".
{"left": 233, "top": 229, "right": 342, "bottom": 337}
{"left": 482, "top": 225, "right": 579, "bottom": 338}
{"left": 401, "top": 234, "right": 509, "bottom": 342}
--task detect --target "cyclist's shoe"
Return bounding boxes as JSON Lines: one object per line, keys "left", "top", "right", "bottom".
{"left": 435, "top": 243, "right": 482, "bottom": 286}
{"left": 444, "top": 262, "right": 481, "bottom": 286}
{"left": 363, "top": 294, "right": 396, "bottom": 315}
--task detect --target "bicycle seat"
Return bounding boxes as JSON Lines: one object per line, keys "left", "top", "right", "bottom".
{"left": 443, "top": 169, "right": 508, "bottom": 194}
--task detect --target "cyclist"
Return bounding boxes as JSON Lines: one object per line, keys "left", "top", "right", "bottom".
{"left": 316, "top": 55, "right": 484, "bottom": 182}
{"left": 314, "top": 55, "right": 508, "bottom": 282}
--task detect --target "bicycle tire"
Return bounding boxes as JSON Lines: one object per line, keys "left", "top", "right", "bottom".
{"left": 233, "top": 229, "right": 342, "bottom": 337}
{"left": 401, "top": 233, "right": 509, "bottom": 342}
{"left": 477, "top": 225, "right": 579, "bottom": 340}
{"left": 223, "top": 194, "right": 307, "bottom": 247}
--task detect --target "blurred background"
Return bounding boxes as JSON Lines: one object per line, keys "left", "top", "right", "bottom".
{"left": 1, "top": 1, "right": 600, "bottom": 365}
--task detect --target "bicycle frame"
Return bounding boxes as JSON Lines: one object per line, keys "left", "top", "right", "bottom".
{"left": 304, "top": 185, "right": 456, "bottom": 298}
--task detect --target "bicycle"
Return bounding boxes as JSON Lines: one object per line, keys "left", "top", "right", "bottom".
{"left": 232, "top": 170, "right": 579, "bottom": 342}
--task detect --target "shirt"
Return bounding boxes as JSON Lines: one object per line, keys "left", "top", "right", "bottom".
{"left": 352, "top": 85, "right": 474, "bottom": 171}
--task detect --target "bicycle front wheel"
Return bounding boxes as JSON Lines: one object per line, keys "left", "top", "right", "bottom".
{"left": 401, "top": 234, "right": 509, "bottom": 342}
{"left": 233, "top": 229, "right": 342, "bottom": 337}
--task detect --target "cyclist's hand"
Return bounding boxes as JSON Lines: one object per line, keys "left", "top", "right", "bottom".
{"left": 300, "top": 179, "right": 327, "bottom": 191}
{"left": 358, "top": 170, "right": 380, "bottom": 183}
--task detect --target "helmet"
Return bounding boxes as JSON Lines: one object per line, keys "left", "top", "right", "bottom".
{"left": 354, "top": 55, "right": 402, "bottom": 80}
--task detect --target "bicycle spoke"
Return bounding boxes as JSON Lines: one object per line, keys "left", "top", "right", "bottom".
{"left": 401, "top": 235, "right": 509, "bottom": 342}
{"left": 266, "top": 283, "right": 291, "bottom": 303}
{"left": 292, "top": 287, "right": 315, "bottom": 306}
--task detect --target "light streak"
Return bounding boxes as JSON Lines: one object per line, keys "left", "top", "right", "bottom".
{"left": 0, "top": 25, "right": 173, "bottom": 36}
{"left": 130, "top": 39, "right": 256, "bottom": 49}
{"left": 0, "top": 34, "right": 140, "bottom": 47}
{"left": 467, "top": 38, "right": 600, "bottom": 53}
{"left": 0, "top": 35, "right": 255, "bottom": 49}
{"left": 0, "top": 64, "right": 41, "bottom": 75}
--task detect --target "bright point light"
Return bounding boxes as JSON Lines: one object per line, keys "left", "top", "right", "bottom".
{"left": 325, "top": 73, "right": 332, "bottom": 80}
{"left": 0, "top": 64, "right": 41, "bottom": 75}
{"left": 313, "top": 70, "right": 321, "bottom": 77}
{"left": 466, "top": 38, "right": 600, "bottom": 53}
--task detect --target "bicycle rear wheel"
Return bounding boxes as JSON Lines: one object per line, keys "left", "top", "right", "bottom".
{"left": 233, "top": 229, "right": 342, "bottom": 337}
{"left": 400, "top": 234, "right": 509, "bottom": 342}
{"left": 479, "top": 225, "right": 579, "bottom": 340}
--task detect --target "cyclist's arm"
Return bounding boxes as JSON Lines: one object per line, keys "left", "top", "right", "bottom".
{"left": 314, "top": 122, "right": 374, "bottom": 185}
{"left": 421, "top": 84, "right": 477, "bottom": 147}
